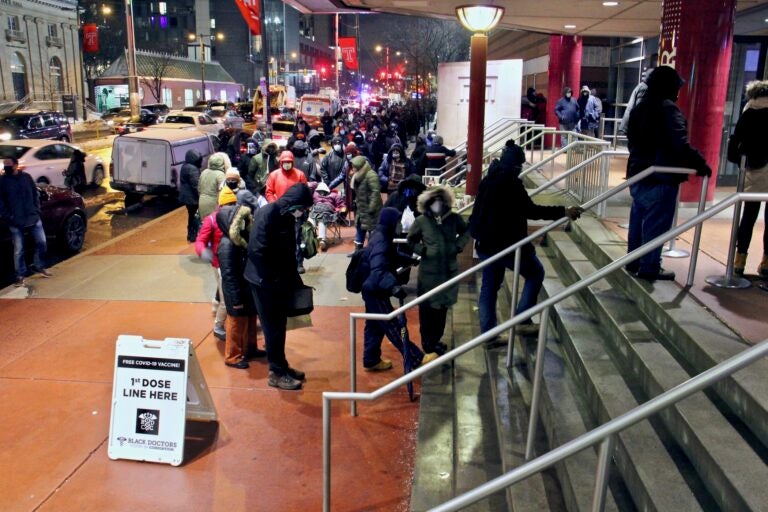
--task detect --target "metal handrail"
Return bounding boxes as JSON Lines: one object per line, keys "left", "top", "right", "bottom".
{"left": 431, "top": 336, "right": 768, "bottom": 512}
{"left": 323, "top": 168, "right": 713, "bottom": 511}
{"left": 520, "top": 139, "right": 610, "bottom": 179}
{"left": 528, "top": 149, "right": 628, "bottom": 197}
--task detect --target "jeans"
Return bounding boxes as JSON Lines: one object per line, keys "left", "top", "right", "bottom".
{"left": 250, "top": 284, "right": 290, "bottom": 375}
{"left": 9, "top": 220, "right": 47, "bottom": 279}
{"left": 362, "top": 293, "right": 424, "bottom": 368}
{"left": 558, "top": 123, "right": 575, "bottom": 149}
{"left": 736, "top": 201, "right": 767, "bottom": 255}
{"left": 355, "top": 218, "right": 369, "bottom": 246}
{"left": 627, "top": 182, "right": 678, "bottom": 274}
{"left": 477, "top": 244, "right": 544, "bottom": 334}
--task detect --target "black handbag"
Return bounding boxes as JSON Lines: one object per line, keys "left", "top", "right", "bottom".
{"left": 287, "top": 284, "right": 314, "bottom": 317}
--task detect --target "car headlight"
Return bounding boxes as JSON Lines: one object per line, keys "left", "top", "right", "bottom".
{"left": 0, "top": 133, "right": 11, "bottom": 141}
{"left": 107, "top": 120, "right": 115, "bottom": 126}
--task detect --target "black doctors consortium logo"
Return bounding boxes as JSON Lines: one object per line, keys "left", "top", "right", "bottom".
{"left": 117, "top": 436, "right": 128, "bottom": 446}
{"left": 135, "top": 408, "right": 160, "bottom": 435}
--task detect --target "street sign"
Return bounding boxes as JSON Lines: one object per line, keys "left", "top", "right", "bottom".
{"left": 61, "top": 95, "right": 76, "bottom": 119}
{"left": 108, "top": 336, "right": 191, "bottom": 466}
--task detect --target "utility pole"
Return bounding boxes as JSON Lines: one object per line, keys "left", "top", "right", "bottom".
{"left": 335, "top": 13, "right": 340, "bottom": 98}
{"left": 198, "top": 33, "right": 206, "bottom": 101}
{"left": 124, "top": 0, "right": 140, "bottom": 116}
{"left": 259, "top": 0, "right": 271, "bottom": 136}
{"left": 385, "top": 46, "right": 390, "bottom": 95}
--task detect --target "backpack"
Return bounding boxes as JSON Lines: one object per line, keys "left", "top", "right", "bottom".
{"left": 300, "top": 221, "right": 319, "bottom": 259}
{"left": 345, "top": 248, "right": 370, "bottom": 293}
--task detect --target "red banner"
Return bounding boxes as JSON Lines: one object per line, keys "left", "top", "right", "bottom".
{"left": 235, "top": 0, "right": 261, "bottom": 36}
{"left": 83, "top": 23, "right": 99, "bottom": 53}
{"left": 339, "top": 37, "right": 358, "bottom": 70}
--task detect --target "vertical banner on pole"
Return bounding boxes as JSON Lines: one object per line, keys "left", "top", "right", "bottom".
{"left": 235, "top": 0, "right": 261, "bottom": 36}
{"left": 339, "top": 37, "right": 358, "bottom": 71}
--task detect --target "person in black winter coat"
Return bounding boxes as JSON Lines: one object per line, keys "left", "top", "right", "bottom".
{"left": 361, "top": 207, "right": 437, "bottom": 371}
{"left": 410, "top": 135, "right": 428, "bottom": 176}
{"left": 424, "top": 135, "right": 456, "bottom": 172}
{"left": 469, "top": 140, "right": 582, "bottom": 337}
{"left": 625, "top": 65, "right": 712, "bottom": 281}
{"left": 320, "top": 137, "right": 346, "bottom": 188}
{"left": 245, "top": 183, "right": 313, "bottom": 390}
{"left": 216, "top": 185, "right": 264, "bottom": 369}
{"left": 179, "top": 149, "right": 202, "bottom": 242}
{"left": 63, "top": 149, "right": 87, "bottom": 193}
{"left": 384, "top": 174, "right": 426, "bottom": 218}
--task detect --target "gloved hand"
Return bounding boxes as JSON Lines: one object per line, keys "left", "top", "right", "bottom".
{"left": 565, "top": 206, "right": 584, "bottom": 220}
{"left": 696, "top": 165, "right": 713, "bottom": 177}
{"left": 391, "top": 285, "right": 408, "bottom": 300}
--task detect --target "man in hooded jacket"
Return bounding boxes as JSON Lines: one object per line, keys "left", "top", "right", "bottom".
{"left": 470, "top": 140, "right": 582, "bottom": 337}
{"left": 245, "top": 183, "right": 313, "bottom": 390}
{"left": 179, "top": 149, "right": 202, "bottom": 242}
{"left": 625, "top": 65, "right": 711, "bottom": 281}
{"left": 320, "top": 136, "right": 346, "bottom": 188}
{"left": 247, "top": 139, "right": 279, "bottom": 193}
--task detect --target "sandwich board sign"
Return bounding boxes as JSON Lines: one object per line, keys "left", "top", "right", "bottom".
{"left": 108, "top": 335, "right": 216, "bottom": 466}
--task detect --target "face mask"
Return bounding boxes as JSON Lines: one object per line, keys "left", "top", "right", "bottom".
{"left": 582, "top": 92, "right": 589, "bottom": 97}
{"left": 226, "top": 180, "right": 239, "bottom": 190}
{"left": 346, "top": 154, "right": 353, "bottom": 161}
{"left": 292, "top": 209, "right": 304, "bottom": 218}
{"left": 430, "top": 200, "right": 443, "bottom": 214}
{"left": 3, "top": 165, "right": 14, "bottom": 174}
{"left": 282, "top": 163, "right": 293, "bottom": 171}
{"left": 333, "top": 145, "right": 342, "bottom": 152}
{"left": 267, "top": 149, "right": 276, "bottom": 156}
{"left": 565, "top": 93, "right": 572, "bottom": 98}
{"left": 340, "top": 130, "right": 346, "bottom": 135}
{"left": 392, "top": 152, "right": 401, "bottom": 160}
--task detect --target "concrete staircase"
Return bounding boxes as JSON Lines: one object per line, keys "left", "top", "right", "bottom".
{"left": 410, "top": 213, "right": 768, "bottom": 511}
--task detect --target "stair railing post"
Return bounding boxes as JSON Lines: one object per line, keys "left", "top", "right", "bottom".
{"left": 524, "top": 306, "right": 550, "bottom": 460}
{"left": 706, "top": 157, "right": 751, "bottom": 289}
{"left": 350, "top": 315, "right": 358, "bottom": 416}
{"left": 687, "top": 174, "right": 709, "bottom": 286}
{"left": 505, "top": 246, "right": 522, "bottom": 368}
{"left": 598, "top": 153, "right": 610, "bottom": 218}
{"left": 662, "top": 186, "right": 690, "bottom": 258}
{"left": 323, "top": 395, "right": 332, "bottom": 512}
{"left": 590, "top": 434, "right": 615, "bottom": 512}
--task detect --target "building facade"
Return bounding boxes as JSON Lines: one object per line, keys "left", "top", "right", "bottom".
{"left": 0, "top": 0, "right": 84, "bottom": 115}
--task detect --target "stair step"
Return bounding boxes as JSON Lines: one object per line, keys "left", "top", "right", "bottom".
{"left": 571, "top": 216, "right": 768, "bottom": 448}
{"left": 547, "top": 232, "right": 768, "bottom": 511}
{"left": 537, "top": 252, "right": 704, "bottom": 512}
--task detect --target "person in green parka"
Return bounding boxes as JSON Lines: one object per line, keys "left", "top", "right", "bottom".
{"left": 407, "top": 185, "right": 470, "bottom": 355}
{"left": 198, "top": 152, "right": 230, "bottom": 219}
{"left": 350, "top": 155, "right": 382, "bottom": 252}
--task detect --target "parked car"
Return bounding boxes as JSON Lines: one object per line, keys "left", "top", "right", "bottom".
{"left": 110, "top": 128, "right": 220, "bottom": 198}
{"left": 0, "top": 140, "right": 106, "bottom": 187}
{"left": 209, "top": 101, "right": 236, "bottom": 111}
{"left": 102, "top": 108, "right": 131, "bottom": 124}
{"left": 115, "top": 112, "right": 159, "bottom": 135}
{"left": 0, "top": 111, "right": 72, "bottom": 143}
{"left": 0, "top": 184, "right": 87, "bottom": 254}
{"left": 208, "top": 108, "right": 244, "bottom": 129}
{"left": 159, "top": 111, "right": 224, "bottom": 135}
{"left": 235, "top": 102, "right": 254, "bottom": 122}
{"left": 182, "top": 105, "right": 211, "bottom": 114}
{"left": 270, "top": 120, "right": 295, "bottom": 148}
{"left": 142, "top": 103, "right": 170, "bottom": 119}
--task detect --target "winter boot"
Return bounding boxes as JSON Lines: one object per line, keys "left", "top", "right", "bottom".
{"left": 319, "top": 239, "right": 328, "bottom": 252}
{"left": 734, "top": 252, "right": 748, "bottom": 276}
{"left": 758, "top": 255, "right": 768, "bottom": 277}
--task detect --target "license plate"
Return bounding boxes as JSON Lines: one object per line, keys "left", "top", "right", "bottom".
{"left": 135, "top": 184, "right": 148, "bottom": 192}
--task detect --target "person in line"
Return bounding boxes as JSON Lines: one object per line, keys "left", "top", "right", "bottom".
{"left": 727, "top": 79, "right": 768, "bottom": 277}
{"left": 245, "top": 183, "right": 314, "bottom": 390}
{"left": 266, "top": 151, "right": 310, "bottom": 273}
{"left": 247, "top": 139, "right": 279, "bottom": 194}
{"left": 554, "top": 87, "right": 579, "bottom": 149}
{"left": 350, "top": 155, "right": 382, "bottom": 253}
{"left": 320, "top": 136, "right": 346, "bottom": 189}
{"left": 407, "top": 185, "right": 470, "bottom": 356}
{"left": 424, "top": 135, "right": 456, "bottom": 172}
{"left": 63, "top": 149, "right": 87, "bottom": 194}
{"left": 469, "top": 140, "right": 583, "bottom": 337}
{"left": 384, "top": 174, "right": 427, "bottom": 218}
{"left": 362, "top": 206, "right": 438, "bottom": 371}
{"left": 410, "top": 134, "right": 428, "bottom": 177}
{"left": 198, "top": 152, "right": 229, "bottom": 219}
{"left": 179, "top": 149, "right": 202, "bottom": 242}
{"left": 216, "top": 182, "right": 265, "bottom": 369}
{"left": 577, "top": 85, "right": 602, "bottom": 137}
{"left": 292, "top": 140, "right": 321, "bottom": 183}
{"left": 0, "top": 156, "right": 52, "bottom": 287}
{"left": 378, "top": 143, "right": 414, "bottom": 197}
{"left": 311, "top": 182, "right": 344, "bottom": 251}
{"left": 625, "top": 65, "right": 712, "bottom": 281}
{"left": 194, "top": 191, "right": 227, "bottom": 342}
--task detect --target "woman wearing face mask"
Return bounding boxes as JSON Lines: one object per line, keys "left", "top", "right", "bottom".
{"left": 378, "top": 143, "right": 414, "bottom": 197}
{"left": 320, "top": 137, "right": 346, "bottom": 188}
{"left": 554, "top": 87, "right": 579, "bottom": 149}
{"left": 407, "top": 185, "right": 470, "bottom": 356}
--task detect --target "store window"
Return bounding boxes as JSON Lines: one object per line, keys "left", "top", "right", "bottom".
{"left": 49, "top": 57, "right": 63, "bottom": 93}
{"left": 11, "top": 52, "right": 27, "bottom": 101}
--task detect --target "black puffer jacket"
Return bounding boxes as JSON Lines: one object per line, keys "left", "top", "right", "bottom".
{"left": 362, "top": 207, "right": 414, "bottom": 298}
{"left": 384, "top": 173, "right": 426, "bottom": 214}
{"left": 245, "top": 183, "right": 313, "bottom": 289}
{"left": 178, "top": 149, "right": 202, "bottom": 206}
{"left": 469, "top": 143, "right": 564, "bottom": 255}
{"left": 626, "top": 66, "right": 708, "bottom": 184}
{"left": 216, "top": 204, "right": 256, "bottom": 316}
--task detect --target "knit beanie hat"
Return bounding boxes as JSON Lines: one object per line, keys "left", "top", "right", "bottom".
{"left": 218, "top": 186, "right": 237, "bottom": 206}
{"left": 225, "top": 169, "right": 240, "bottom": 180}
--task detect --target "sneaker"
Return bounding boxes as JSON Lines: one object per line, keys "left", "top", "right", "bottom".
{"left": 13, "top": 277, "right": 25, "bottom": 287}
{"left": 319, "top": 239, "right": 328, "bottom": 252}
{"left": 225, "top": 360, "right": 249, "bottom": 369}
{"left": 297, "top": 265, "right": 306, "bottom": 274}
{"left": 211, "top": 300, "right": 219, "bottom": 315}
{"left": 364, "top": 359, "right": 393, "bottom": 371}
{"left": 268, "top": 371, "right": 303, "bottom": 390}
{"left": 244, "top": 348, "right": 267, "bottom": 360}
{"left": 287, "top": 367, "right": 306, "bottom": 381}
{"left": 213, "top": 329, "right": 226, "bottom": 341}
{"left": 517, "top": 323, "right": 540, "bottom": 336}
{"left": 38, "top": 269, "right": 53, "bottom": 278}
{"left": 419, "top": 352, "right": 439, "bottom": 367}
{"left": 635, "top": 269, "right": 675, "bottom": 281}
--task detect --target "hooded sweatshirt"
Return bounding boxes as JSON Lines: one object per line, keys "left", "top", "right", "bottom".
{"left": 245, "top": 183, "right": 313, "bottom": 289}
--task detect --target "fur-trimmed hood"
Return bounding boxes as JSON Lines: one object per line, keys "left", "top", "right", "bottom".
{"left": 229, "top": 206, "right": 252, "bottom": 248}
{"left": 417, "top": 185, "right": 455, "bottom": 215}
{"left": 745, "top": 96, "right": 768, "bottom": 112}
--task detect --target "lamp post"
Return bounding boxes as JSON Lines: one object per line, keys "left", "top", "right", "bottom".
{"left": 189, "top": 32, "right": 223, "bottom": 102}
{"left": 456, "top": 4, "right": 504, "bottom": 196}
{"left": 125, "top": 0, "right": 140, "bottom": 116}
{"left": 375, "top": 45, "right": 390, "bottom": 95}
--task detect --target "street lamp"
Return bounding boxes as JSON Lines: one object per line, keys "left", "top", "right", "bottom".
{"left": 190, "top": 32, "right": 224, "bottom": 102}
{"left": 375, "top": 44, "right": 390, "bottom": 95}
{"left": 455, "top": 4, "right": 504, "bottom": 196}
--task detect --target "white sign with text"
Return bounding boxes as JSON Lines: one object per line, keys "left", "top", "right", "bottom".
{"left": 108, "top": 336, "right": 189, "bottom": 466}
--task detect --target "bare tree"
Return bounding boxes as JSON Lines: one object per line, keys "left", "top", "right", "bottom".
{"left": 140, "top": 52, "right": 173, "bottom": 103}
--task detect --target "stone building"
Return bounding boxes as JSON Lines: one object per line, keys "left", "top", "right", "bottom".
{"left": 0, "top": 0, "right": 84, "bottom": 115}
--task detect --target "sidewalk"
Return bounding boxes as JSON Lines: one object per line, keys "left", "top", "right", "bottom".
{"left": 0, "top": 208, "right": 421, "bottom": 512}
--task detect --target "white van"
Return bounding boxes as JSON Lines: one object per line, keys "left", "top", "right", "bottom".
{"left": 110, "top": 128, "right": 219, "bottom": 196}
